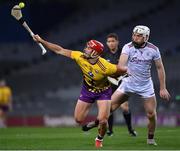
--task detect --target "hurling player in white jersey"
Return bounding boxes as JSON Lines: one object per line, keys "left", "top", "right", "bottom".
{"left": 111, "top": 25, "right": 170, "bottom": 146}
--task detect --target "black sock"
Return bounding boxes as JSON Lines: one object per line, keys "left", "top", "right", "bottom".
{"left": 148, "top": 134, "right": 154, "bottom": 139}
{"left": 95, "top": 119, "right": 99, "bottom": 126}
{"left": 123, "top": 110, "right": 133, "bottom": 132}
{"left": 108, "top": 114, "right": 114, "bottom": 132}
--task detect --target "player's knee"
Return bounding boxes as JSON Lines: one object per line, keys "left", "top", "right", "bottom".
{"left": 120, "top": 103, "right": 129, "bottom": 112}
{"left": 147, "top": 111, "right": 156, "bottom": 119}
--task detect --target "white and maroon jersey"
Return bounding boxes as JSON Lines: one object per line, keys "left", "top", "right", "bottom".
{"left": 121, "top": 42, "right": 161, "bottom": 85}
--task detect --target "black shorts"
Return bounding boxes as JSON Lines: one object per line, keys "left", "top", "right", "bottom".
{"left": 111, "top": 79, "right": 123, "bottom": 93}
{"left": 0, "top": 105, "right": 9, "bottom": 112}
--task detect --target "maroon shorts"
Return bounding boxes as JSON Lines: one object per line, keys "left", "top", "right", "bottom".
{"left": 79, "top": 83, "right": 112, "bottom": 103}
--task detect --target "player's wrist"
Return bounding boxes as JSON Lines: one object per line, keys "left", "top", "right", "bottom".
{"left": 38, "top": 37, "right": 43, "bottom": 43}
{"left": 41, "top": 39, "right": 47, "bottom": 45}
{"left": 160, "top": 87, "right": 166, "bottom": 91}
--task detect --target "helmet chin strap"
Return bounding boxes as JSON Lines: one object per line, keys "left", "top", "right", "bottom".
{"left": 132, "top": 41, "right": 146, "bottom": 48}
{"left": 132, "top": 34, "right": 149, "bottom": 48}
{"left": 90, "top": 50, "right": 99, "bottom": 58}
{"left": 84, "top": 50, "right": 99, "bottom": 59}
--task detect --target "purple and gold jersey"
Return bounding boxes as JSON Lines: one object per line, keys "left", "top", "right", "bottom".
{"left": 71, "top": 51, "right": 117, "bottom": 92}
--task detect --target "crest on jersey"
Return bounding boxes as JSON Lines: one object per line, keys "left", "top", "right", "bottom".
{"left": 88, "top": 72, "right": 94, "bottom": 77}
{"left": 146, "top": 52, "right": 150, "bottom": 56}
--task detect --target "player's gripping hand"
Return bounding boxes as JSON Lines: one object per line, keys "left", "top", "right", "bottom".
{"left": 118, "top": 66, "right": 127, "bottom": 75}
{"left": 33, "top": 34, "right": 42, "bottom": 43}
{"left": 108, "top": 74, "right": 128, "bottom": 86}
{"left": 107, "top": 76, "right": 119, "bottom": 86}
{"left": 160, "top": 88, "right": 171, "bottom": 101}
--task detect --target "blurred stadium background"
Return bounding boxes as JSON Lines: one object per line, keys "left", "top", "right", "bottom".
{"left": 0, "top": 0, "right": 180, "bottom": 127}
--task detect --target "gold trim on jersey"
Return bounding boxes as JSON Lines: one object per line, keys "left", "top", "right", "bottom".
{"left": 88, "top": 87, "right": 110, "bottom": 93}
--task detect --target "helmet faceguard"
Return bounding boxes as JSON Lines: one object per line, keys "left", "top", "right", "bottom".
{"left": 132, "top": 25, "right": 150, "bottom": 48}
{"left": 84, "top": 40, "right": 104, "bottom": 59}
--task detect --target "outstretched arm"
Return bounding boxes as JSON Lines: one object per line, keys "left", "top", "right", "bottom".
{"left": 154, "top": 58, "right": 170, "bottom": 101}
{"left": 33, "top": 35, "right": 71, "bottom": 58}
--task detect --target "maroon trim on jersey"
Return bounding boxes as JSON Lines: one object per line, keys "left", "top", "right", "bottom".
{"left": 128, "top": 43, "right": 134, "bottom": 48}
{"left": 121, "top": 52, "right": 129, "bottom": 55}
{"left": 146, "top": 42, "right": 158, "bottom": 51}
{"left": 97, "top": 60, "right": 106, "bottom": 72}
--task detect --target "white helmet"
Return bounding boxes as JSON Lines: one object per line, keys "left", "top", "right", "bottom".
{"left": 133, "top": 25, "right": 150, "bottom": 42}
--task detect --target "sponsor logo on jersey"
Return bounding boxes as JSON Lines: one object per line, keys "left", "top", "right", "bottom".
{"left": 130, "top": 57, "right": 151, "bottom": 64}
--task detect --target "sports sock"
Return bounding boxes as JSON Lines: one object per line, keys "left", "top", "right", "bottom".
{"left": 123, "top": 110, "right": 133, "bottom": 131}
{"left": 108, "top": 113, "right": 114, "bottom": 132}
{"left": 148, "top": 133, "right": 154, "bottom": 139}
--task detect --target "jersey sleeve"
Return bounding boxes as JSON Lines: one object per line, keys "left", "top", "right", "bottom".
{"left": 106, "top": 62, "right": 117, "bottom": 76}
{"left": 153, "top": 48, "right": 161, "bottom": 60}
{"left": 71, "top": 51, "right": 83, "bottom": 61}
{"left": 121, "top": 44, "right": 130, "bottom": 56}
